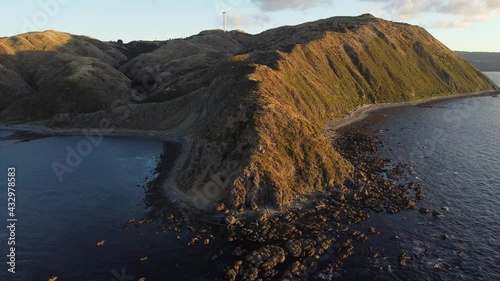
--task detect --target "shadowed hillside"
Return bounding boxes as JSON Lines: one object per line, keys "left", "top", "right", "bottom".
{"left": 0, "top": 31, "right": 133, "bottom": 121}
{"left": 1, "top": 15, "right": 498, "bottom": 211}
{"left": 108, "top": 40, "right": 167, "bottom": 60}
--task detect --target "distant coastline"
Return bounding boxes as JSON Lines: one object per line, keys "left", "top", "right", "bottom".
{"left": 327, "top": 89, "right": 500, "bottom": 132}
{"left": 457, "top": 51, "right": 500, "bottom": 72}
{"left": 0, "top": 125, "right": 182, "bottom": 142}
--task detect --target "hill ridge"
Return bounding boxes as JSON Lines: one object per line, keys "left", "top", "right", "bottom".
{"left": 1, "top": 14, "right": 498, "bottom": 210}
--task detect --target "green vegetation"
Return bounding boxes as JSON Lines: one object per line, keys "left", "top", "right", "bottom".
{"left": 0, "top": 16, "right": 497, "bottom": 211}
{"left": 0, "top": 31, "right": 131, "bottom": 122}
{"left": 227, "top": 19, "right": 498, "bottom": 209}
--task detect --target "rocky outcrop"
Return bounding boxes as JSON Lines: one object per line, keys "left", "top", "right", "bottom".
{"left": 1, "top": 16, "right": 498, "bottom": 211}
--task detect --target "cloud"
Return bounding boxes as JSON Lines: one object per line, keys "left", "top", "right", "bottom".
{"left": 430, "top": 19, "right": 472, "bottom": 29}
{"left": 364, "top": 0, "right": 434, "bottom": 19}
{"left": 251, "top": 0, "right": 333, "bottom": 11}
{"left": 252, "top": 13, "right": 272, "bottom": 24}
{"left": 227, "top": 14, "right": 249, "bottom": 26}
{"left": 360, "top": 0, "right": 500, "bottom": 27}
{"left": 226, "top": 13, "right": 271, "bottom": 27}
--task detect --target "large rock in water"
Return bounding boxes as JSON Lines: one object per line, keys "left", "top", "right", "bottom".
{"left": 1, "top": 15, "right": 498, "bottom": 210}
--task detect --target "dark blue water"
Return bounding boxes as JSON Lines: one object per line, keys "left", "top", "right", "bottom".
{"left": 0, "top": 132, "right": 228, "bottom": 281}
{"left": 339, "top": 73, "right": 500, "bottom": 280}
{"left": 1, "top": 73, "right": 498, "bottom": 281}
{"left": 0, "top": 133, "right": 164, "bottom": 280}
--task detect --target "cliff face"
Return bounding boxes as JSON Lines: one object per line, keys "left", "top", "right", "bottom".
{"left": 176, "top": 15, "right": 498, "bottom": 210}
{"left": 1, "top": 15, "right": 498, "bottom": 210}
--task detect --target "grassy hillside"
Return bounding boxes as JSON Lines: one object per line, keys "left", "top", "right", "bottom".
{"left": 108, "top": 40, "right": 167, "bottom": 60}
{"left": 179, "top": 16, "right": 498, "bottom": 209}
{"left": 1, "top": 16, "right": 497, "bottom": 211}
{"left": 0, "top": 31, "right": 132, "bottom": 121}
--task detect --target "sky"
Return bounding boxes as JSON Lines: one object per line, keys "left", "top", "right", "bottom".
{"left": 1, "top": 0, "right": 499, "bottom": 52}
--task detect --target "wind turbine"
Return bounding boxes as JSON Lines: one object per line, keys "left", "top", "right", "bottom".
{"left": 219, "top": 6, "right": 232, "bottom": 32}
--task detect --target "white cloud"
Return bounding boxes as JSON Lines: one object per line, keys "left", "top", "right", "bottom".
{"left": 252, "top": 13, "right": 272, "bottom": 24}
{"left": 226, "top": 13, "right": 271, "bottom": 28}
{"left": 227, "top": 14, "right": 251, "bottom": 25}
{"left": 430, "top": 19, "right": 472, "bottom": 28}
{"left": 360, "top": 0, "right": 500, "bottom": 27}
{"left": 251, "top": 0, "right": 333, "bottom": 11}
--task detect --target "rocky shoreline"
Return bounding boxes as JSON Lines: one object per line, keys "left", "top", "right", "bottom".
{"left": 2, "top": 93, "right": 475, "bottom": 280}
{"left": 138, "top": 117, "right": 426, "bottom": 280}
{"left": 326, "top": 90, "right": 499, "bottom": 132}
{"left": 140, "top": 93, "right": 500, "bottom": 280}
{"left": 6, "top": 92, "right": 494, "bottom": 280}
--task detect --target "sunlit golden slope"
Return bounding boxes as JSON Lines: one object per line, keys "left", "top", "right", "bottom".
{"left": 175, "top": 15, "right": 498, "bottom": 209}
{"left": 1, "top": 16, "right": 497, "bottom": 211}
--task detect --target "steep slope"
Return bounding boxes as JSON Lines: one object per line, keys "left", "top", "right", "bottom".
{"left": 176, "top": 15, "right": 499, "bottom": 210}
{"left": 1, "top": 15, "right": 498, "bottom": 211}
{"left": 0, "top": 30, "right": 133, "bottom": 121}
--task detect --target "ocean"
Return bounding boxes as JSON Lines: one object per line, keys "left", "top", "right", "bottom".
{"left": 0, "top": 130, "right": 230, "bottom": 280}
{"left": 0, "top": 72, "right": 498, "bottom": 280}
{"left": 335, "top": 72, "right": 500, "bottom": 280}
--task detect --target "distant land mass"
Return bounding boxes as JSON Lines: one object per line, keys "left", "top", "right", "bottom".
{"left": 456, "top": 51, "right": 500, "bottom": 71}
{"left": 0, "top": 14, "right": 498, "bottom": 211}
